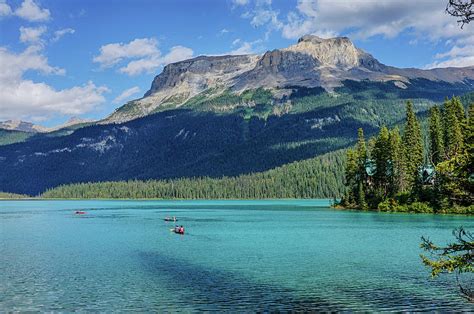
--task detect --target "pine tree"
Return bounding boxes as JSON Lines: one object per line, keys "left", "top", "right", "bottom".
{"left": 344, "top": 148, "right": 358, "bottom": 205}
{"left": 429, "top": 106, "right": 445, "bottom": 165}
{"left": 373, "top": 126, "right": 391, "bottom": 198}
{"left": 357, "top": 182, "right": 367, "bottom": 209}
{"left": 356, "top": 128, "right": 368, "bottom": 207}
{"left": 403, "top": 101, "right": 423, "bottom": 192}
{"left": 389, "top": 127, "right": 405, "bottom": 196}
{"left": 443, "top": 98, "right": 464, "bottom": 159}
{"left": 466, "top": 104, "right": 474, "bottom": 173}
{"left": 356, "top": 128, "right": 367, "bottom": 172}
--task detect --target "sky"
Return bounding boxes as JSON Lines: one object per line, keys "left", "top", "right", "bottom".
{"left": 1, "top": 0, "right": 473, "bottom": 127}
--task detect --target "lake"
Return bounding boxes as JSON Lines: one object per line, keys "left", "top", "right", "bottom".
{"left": 1, "top": 200, "right": 473, "bottom": 311}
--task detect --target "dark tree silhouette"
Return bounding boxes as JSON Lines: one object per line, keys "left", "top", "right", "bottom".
{"left": 421, "top": 228, "right": 474, "bottom": 301}
{"left": 446, "top": 0, "right": 474, "bottom": 28}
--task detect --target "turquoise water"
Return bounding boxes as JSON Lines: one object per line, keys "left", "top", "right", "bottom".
{"left": 1, "top": 200, "right": 473, "bottom": 311}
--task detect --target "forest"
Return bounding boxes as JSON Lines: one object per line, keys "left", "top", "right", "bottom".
{"left": 42, "top": 150, "right": 346, "bottom": 199}
{"left": 339, "top": 97, "right": 473, "bottom": 214}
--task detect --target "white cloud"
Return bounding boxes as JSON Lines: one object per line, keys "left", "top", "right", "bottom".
{"left": 95, "top": 38, "right": 193, "bottom": 76}
{"left": 279, "top": 1, "right": 426, "bottom": 40}
{"left": 113, "top": 86, "right": 141, "bottom": 104}
{"left": 0, "top": 0, "right": 12, "bottom": 17}
{"left": 240, "top": 0, "right": 474, "bottom": 68}
{"left": 229, "top": 42, "right": 254, "bottom": 55}
{"left": 119, "top": 45, "right": 193, "bottom": 76}
{"left": 232, "top": 0, "right": 249, "bottom": 6}
{"left": 93, "top": 38, "right": 160, "bottom": 67}
{"left": 15, "top": 0, "right": 50, "bottom": 22}
{"left": 232, "top": 38, "right": 241, "bottom": 46}
{"left": 219, "top": 28, "right": 230, "bottom": 35}
{"left": 426, "top": 43, "right": 474, "bottom": 68}
{"left": 0, "top": 46, "right": 108, "bottom": 121}
{"left": 250, "top": 8, "right": 279, "bottom": 28}
{"left": 241, "top": 0, "right": 282, "bottom": 40}
{"left": 425, "top": 55, "right": 474, "bottom": 68}
{"left": 0, "top": 45, "right": 63, "bottom": 82}
{"left": 161, "top": 46, "right": 194, "bottom": 65}
{"left": 0, "top": 81, "right": 109, "bottom": 120}
{"left": 52, "top": 28, "right": 75, "bottom": 42}
{"left": 19, "top": 25, "right": 46, "bottom": 44}
{"left": 227, "top": 38, "right": 262, "bottom": 55}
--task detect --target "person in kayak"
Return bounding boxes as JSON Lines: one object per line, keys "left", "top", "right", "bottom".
{"left": 174, "top": 225, "right": 179, "bottom": 233}
{"left": 179, "top": 226, "right": 184, "bottom": 234}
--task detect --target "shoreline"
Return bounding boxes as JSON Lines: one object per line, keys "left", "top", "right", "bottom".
{"left": 2, "top": 198, "right": 472, "bottom": 216}
{"left": 333, "top": 204, "right": 474, "bottom": 216}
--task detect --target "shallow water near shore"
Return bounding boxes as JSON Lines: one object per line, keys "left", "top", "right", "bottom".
{"left": 1, "top": 199, "right": 473, "bottom": 311}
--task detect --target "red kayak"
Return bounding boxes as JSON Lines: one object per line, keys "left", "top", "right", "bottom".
{"left": 75, "top": 211, "right": 86, "bottom": 215}
{"left": 173, "top": 227, "right": 185, "bottom": 234}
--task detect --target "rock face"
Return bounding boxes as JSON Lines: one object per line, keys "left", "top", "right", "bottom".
{"left": 0, "top": 117, "right": 94, "bottom": 133}
{"left": 286, "top": 35, "right": 382, "bottom": 70}
{"left": 48, "top": 117, "right": 94, "bottom": 131}
{"left": 144, "top": 55, "right": 259, "bottom": 96}
{"left": 104, "top": 35, "right": 474, "bottom": 123}
{"left": 105, "top": 55, "right": 259, "bottom": 123}
{"left": 0, "top": 120, "right": 48, "bottom": 133}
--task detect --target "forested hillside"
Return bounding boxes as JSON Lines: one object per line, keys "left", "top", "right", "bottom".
{"left": 0, "top": 130, "right": 33, "bottom": 146}
{"left": 43, "top": 150, "right": 346, "bottom": 199}
{"left": 1, "top": 86, "right": 473, "bottom": 196}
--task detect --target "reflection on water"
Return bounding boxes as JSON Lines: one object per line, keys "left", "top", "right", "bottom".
{"left": 0, "top": 200, "right": 473, "bottom": 311}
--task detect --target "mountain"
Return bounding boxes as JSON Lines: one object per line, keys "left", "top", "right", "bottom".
{"left": 0, "top": 117, "right": 93, "bottom": 133}
{"left": 0, "top": 120, "right": 49, "bottom": 133}
{"left": 105, "top": 35, "right": 474, "bottom": 124}
{"left": 0, "top": 117, "right": 95, "bottom": 146}
{"left": 1, "top": 35, "right": 474, "bottom": 196}
{"left": 48, "top": 117, "right": 94, "bottom": 132}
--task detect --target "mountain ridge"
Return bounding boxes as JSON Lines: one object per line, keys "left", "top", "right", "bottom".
{"left": 104, "top": 35, "right": 474, "bottom": 124}
{"left": 0, "top": 117, "right": 94, "bottom": 134}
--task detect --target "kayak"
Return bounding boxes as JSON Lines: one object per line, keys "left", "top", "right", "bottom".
{"left": 173, "top": 229, "right": 185, "bottom": 234}
{"left": 75, "top": 211, "right": 86, "bottom": 215}
{"left": 164, "top": 218, "right": 177, "bottom": 222}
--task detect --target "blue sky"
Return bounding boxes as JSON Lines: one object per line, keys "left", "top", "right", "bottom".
{"left": 1, "top": 0, "right": 473, "bottom": 127}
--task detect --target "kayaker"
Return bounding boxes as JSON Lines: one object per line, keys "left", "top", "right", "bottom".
{"left": 179, "top": 226, "right": 184, "bottom": 234}
{"left": 174, "top": 225, "right": 179, "bottom": 233}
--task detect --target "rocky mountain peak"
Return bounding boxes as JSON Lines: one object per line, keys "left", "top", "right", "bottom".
{"left": 103, "top": 34, "right": 474, "bottom": 124}
{"left": 0, "top": 120, "right": 48, "bottom": 133}
{"left": 285, "top": 35, "right": 372, "bottom": 69}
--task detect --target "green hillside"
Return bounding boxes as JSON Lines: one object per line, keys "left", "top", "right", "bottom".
{"left": 42, "top": 149, "right": 346, "bottom": 199}
{"left": 0, "top": 129, "right": 33, "bottom": 146}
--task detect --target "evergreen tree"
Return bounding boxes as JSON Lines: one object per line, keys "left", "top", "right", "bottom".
{"left": 373, "top": 126, "right": 391, "bottom": 198}
{"left": 429, "top": 106, "right": 445, "bottom": 165}
{"left": 357, "top": 182, "right": 367, "bottom": 210}
{"left": 356, "top": 128, "right": 368, "bottom": 207}
{"left": 403, "top": 101, "right": 424, "bottom": 192}
{"left": 453, "top": 96, "right": 466, "bottom": 125}
{"left": 389, "top": 127, "right": 405, "bottom": 196}
{"left": 444, "top": 98, "right": 464, "bottom": 159}
{"left": 344, "top": 148, "right": 358, "bottom": 205}
{"left": 466, "top": 104, "right": 474, "bottom": 175}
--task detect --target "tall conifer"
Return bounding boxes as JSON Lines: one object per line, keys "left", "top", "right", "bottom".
{"left": 373, "top": 126, "right": 390, "bottom": 197}
{"left": 444, "top": 98, "right": 464, "bottom": 158}
{"left": 389, "top": 127, "right": 405, "bottom": 195}
{"left": 403, "top": 101, "right": 423, "bottom": 191}
{"left": 429, "top": 106, "right": 445, "bottom": 165}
